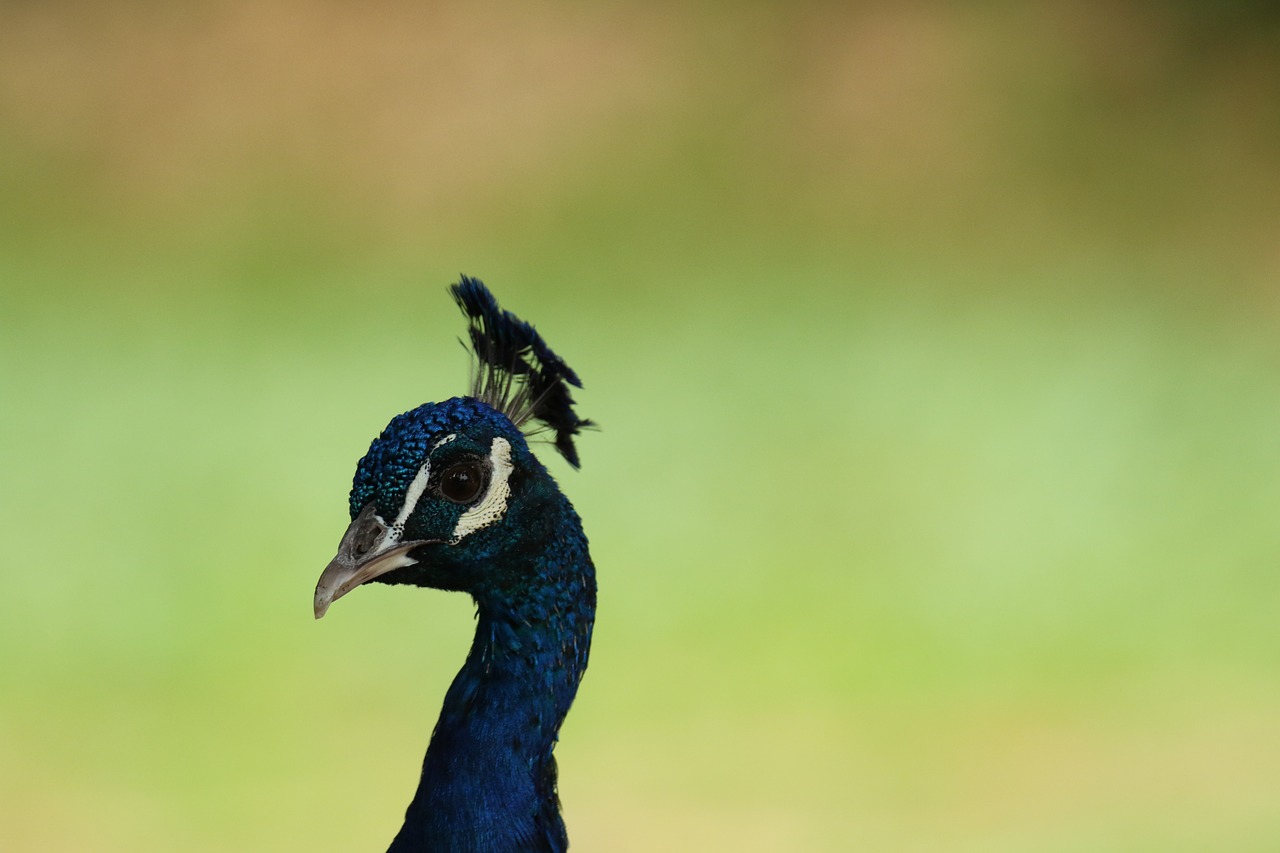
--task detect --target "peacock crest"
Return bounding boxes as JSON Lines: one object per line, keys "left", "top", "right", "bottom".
{"left": 451, "top": 276, "right": 594, "bottom": 468}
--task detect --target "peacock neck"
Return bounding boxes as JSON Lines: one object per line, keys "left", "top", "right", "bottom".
{"left": 389, "top": 542, "right": 595, "bottom": 853}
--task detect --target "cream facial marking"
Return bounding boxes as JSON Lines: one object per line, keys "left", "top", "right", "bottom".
{"left": 451, "top": 437, "right": 513, "bottom": 543}
{"left": 380, "top": 434, "right": 459, "bottom": 550}
{"left": 389, "top": 460, "right": 432, "bottom": 541}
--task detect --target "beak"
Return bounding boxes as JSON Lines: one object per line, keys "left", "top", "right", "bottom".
{"left": 313, "top": 504, "right": 438, "bottom": 619}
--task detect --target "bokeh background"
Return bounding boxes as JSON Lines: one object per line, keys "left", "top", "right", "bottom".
{"left": 3, "top": 2, "right": 1279, "bottom": 850}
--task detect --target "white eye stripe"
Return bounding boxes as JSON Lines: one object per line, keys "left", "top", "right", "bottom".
{"left": 380, "top": 434, "right": 511, "bottom": 548}
{"left": 391, "top": 460, "right": 432, "bottom": 534}
{"left": 381, "top": 433, "right": 459, "bottom": 547}
{"left": 450, "top": 437, "right": 513, "bottom": 543}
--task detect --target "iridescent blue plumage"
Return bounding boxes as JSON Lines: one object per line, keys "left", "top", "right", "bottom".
{"left": 314, "top": 279, "right": 595, "bottom": 852}
{"left": 350, "top": 397, "right": 518, "bottom": 520}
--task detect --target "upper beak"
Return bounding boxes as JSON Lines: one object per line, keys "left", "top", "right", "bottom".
{"left": 313, "top": 504, "right": 437, "bottom": 619}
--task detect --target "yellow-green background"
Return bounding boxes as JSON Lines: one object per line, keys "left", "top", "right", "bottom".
{"left": 2, "top": 3, "right": 1278, "bottom": 850}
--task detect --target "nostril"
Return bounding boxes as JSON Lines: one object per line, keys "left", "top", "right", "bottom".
{"left": 352, "top": 520, "right": 381, "bottom": 556}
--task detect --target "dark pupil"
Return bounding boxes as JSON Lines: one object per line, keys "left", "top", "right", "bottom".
{"left": 441, "top": 464, "right": 482, "bottom": 503}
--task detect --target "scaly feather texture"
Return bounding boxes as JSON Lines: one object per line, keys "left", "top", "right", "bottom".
{"left": 314, "top": 278, "right": 595, "bottom": 852}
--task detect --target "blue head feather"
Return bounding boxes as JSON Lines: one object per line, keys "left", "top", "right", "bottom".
{"left": 349, "top": 396, "right": 523, "bottom": 521}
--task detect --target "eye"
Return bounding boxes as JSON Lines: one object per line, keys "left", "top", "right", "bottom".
{"left": 439, "top": 462, "right": 485, "bottom": 504}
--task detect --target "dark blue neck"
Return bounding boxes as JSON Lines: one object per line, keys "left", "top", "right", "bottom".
{"left": 388, "top": 536, "right": 594, "bottom": 853}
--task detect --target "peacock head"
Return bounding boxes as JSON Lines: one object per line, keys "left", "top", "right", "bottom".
{"left": 313, "top": 278, "right": 591, "bottom": 618}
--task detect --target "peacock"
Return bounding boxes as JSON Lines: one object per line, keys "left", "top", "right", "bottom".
{"left": 313, "top": 277, "right": 596, "bottom": 852}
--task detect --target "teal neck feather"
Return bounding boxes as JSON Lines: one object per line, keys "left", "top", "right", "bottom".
{"left": 388, "top": 499, "right": 595, "bottom": 853}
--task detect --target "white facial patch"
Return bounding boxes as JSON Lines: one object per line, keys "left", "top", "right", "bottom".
{"left": 387, "top": 461, "right": 431, "bottom": 542}
{"left": 375, "top": 434, "right": 457, "bottom": 552}
{"left": 450, "top": 437, "right": 514, "bottom": 543}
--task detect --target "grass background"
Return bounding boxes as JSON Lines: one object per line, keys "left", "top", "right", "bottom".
{"left": 2, "top": 2, "right": 1279, "bottom": 850}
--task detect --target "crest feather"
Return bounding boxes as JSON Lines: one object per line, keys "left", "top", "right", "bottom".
{"left": 450, "top": 276, "right": 594, "bottom": 468}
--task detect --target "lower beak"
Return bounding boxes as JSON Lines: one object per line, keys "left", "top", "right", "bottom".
{"left": 313, "top": 505, "right": 437, "bottom": 619}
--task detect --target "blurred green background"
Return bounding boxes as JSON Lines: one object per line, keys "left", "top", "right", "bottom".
{"left": 2, "top": 2, "right": 1279, "bottom": 850}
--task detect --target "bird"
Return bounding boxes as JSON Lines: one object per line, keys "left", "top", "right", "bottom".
{"left": 313, "top": 277, "right": 596, "bottom": 852}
